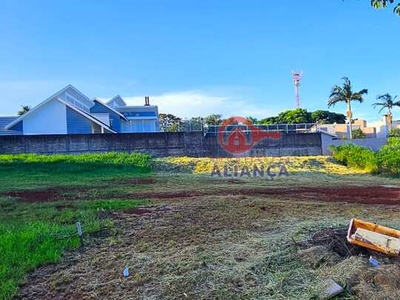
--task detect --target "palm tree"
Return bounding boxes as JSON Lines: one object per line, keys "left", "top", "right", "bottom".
{"left": 17, "top": 105, "right": 31, "bottom": 116}
{"left": 328, "top": 77, "right": 368, "bottom": 139}
{"left": 373, "top": 93, "right": 400, "bottom": 130}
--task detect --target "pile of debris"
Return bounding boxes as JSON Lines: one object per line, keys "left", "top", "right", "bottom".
{"left": 297, "top": 221, "right": 400, "bottom": 299}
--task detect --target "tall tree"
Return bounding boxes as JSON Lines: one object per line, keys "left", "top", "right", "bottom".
{"left": 311, "top": 110, "right": 346, "bottom": 124}
{"left": 17, "top": 105, "right": 31, "bottom": 116}
{"left": 328, "top": 77, "right": 368, "bottom": 140}
{"left": 371, "top": 0, "right": 400, "bottom": 15}
{"left": 259, "top": 110, "right": 345, "bottom": 125}
{"left": 373, "top": 93, "right": 400, "bottom": 129}
{"left": 180, "top": 117, "right": 203, "bottom": 131}
{"left": 259, "top": 116, "right": 278, "bottom": 125}
{"left": 203, "top": 114, "right": 223, "bottom": 126}
{"left": 275, "top": 108, "right": 312, "bottom": 124}
{"left": 158, "top": 113, "right": 182, "bottom": 132}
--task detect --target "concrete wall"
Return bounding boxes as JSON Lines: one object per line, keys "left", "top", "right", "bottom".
{"left": 0, "top": 132, "right": 205, "bottom": 156}
{"left": 204, "top": 132, "right": 322, "bottom": 157}
{"left": 0, "top": 132, "right": 323, "bottom": 157}
{"left": 321, "top": 135, "right": 388, "bottom": 155}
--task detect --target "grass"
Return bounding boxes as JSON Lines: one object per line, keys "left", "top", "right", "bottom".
{"left": 152, "top": 155, "right": 368, "bottom": 176}
{"left": 2, "top": 153, "right": 400, "bottom": 299}
{"left": 0, "top": 153, "right": 152, "bottom": 300}
{"left": 88, "top": 177, "right": 398, "bottom": 299}
{"left": 0, "top": 152, "right": 151, "bottom": 192}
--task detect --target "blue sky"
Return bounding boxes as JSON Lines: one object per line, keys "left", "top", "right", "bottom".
{"left": 1, "top": 0, "right": 399, "bottom": 123}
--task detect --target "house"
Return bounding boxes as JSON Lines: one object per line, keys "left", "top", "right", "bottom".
{"left": 370, "top": 115, "right": 400, "bottom": 138}
{"left": 0, "top": 116, "right": 21, "bottom": 135}
{"left": 1, "top": 85, "right": 159, "bottom": 135}
{"left": 317, "top": 119, "right": 377, "bottom": 139}
{"left": 106, "top": 95, "right": 159, "bottom": 132}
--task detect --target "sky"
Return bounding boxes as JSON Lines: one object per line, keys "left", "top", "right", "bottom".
{"left": 0, "top": 0, "right": 399, "bottom": 123}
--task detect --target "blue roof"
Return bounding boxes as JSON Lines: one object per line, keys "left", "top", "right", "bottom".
{"left": 0, "top": 129, "right": 22, "bottom": 136}
{"left": 0, "top": 117, "right": 18, "bottom": 129}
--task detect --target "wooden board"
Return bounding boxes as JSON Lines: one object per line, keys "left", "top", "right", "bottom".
{"left": 347, "top": 218, "right": 400, "bottom": 256}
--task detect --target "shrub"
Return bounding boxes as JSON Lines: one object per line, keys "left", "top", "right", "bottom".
{"left": 329, "top": 143, "right": 377, "bottom": 172}
{"left": 330, "top": 138, "right": 400, "bottom": 175}
{"left": 376, "top": 138, "right": 400, "bottom": 174}
{"left": 388, "top": 129, "right": 400, "bottom": 138}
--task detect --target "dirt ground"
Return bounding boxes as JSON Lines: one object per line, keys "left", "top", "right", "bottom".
{"left": 12, "top": 174, "right": 400, "bottom": 299}
{"left": 4, "top": 186, "right": 400, "bottom": 205}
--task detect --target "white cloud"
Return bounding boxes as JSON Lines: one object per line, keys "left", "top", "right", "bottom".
{"left": 117, "top": 90, "right": 276, "bottom": 119}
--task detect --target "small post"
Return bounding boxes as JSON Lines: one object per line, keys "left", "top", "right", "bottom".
{"left": 76, "top": 221, "right": 84, "bottom": 249}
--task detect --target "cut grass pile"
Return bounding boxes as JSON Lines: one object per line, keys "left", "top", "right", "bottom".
{"left": 153, "top": 155, "right": 367, "bottom": 175}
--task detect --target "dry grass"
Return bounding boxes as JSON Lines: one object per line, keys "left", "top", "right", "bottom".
{"left": 16, "top": 162, "right": 400, "bottom": 299}
{"left": 153, "top": 156, "right": 368, "bottom": 175}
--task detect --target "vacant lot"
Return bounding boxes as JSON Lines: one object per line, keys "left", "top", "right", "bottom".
{"left": 1, "top": 155, "right": 400, "bottom": 299}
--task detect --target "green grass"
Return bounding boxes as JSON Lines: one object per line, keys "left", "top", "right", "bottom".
{"left": 0, "top": 152, "right": 151, "bottom": 169}
{"left": 0, "top": 153, "right": 152, "bottom": 300}
{"left": 0, "top": 152, "right": 152, "bottom": 192}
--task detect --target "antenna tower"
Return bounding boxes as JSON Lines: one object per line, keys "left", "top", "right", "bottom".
{"left": 291, "top": 71, "right": 303, "bottom": 108}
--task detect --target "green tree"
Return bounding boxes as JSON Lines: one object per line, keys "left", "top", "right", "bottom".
{"left": 352, "top": 128, "right": 366, "bottom": 139}
{"left": 158, "top": 113, "right": 182, "bottom": 132}
{"left": 203, "top": 114, "right": 223, "bottom": 126}
{"left": 259, "top": 116, "right": 278, "bottom": 125}
{"left": 275, "top": 108, "right": 312, "bottom": 124}
{"left": 371, "top": 0, "right": 400, "bottom": 15}
{"left": 17, "top": 105, "right": 31, "bottom": 116}
{"left": 246, "top": 116, "right": 258, "bottom": 124}
{"left": 373, "top": 93, "right": 400, "bottom": 130}
{"left": 311, "top": 110, "right": 346, "bottom": 124}
{"left": 180, "top": 117, "right": 203, "bottom": 131}
{"left": 328, "top": 77, "right": 368, "bottom": 140}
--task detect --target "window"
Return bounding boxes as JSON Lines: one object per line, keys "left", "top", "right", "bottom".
{"left": 65, "top": 93, "right": 90, "bottom": 113}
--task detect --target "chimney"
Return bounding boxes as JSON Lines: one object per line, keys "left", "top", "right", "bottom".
{"left": 144, "top": 96, "right": 150, "bottom": 106}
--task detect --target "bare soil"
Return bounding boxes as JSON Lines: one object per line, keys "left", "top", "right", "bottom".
{"left": 112, "top": 178, "right": 156, "bottom": 185}
{"left": 3, "top": 189, "right": 60, "bottom": 202}
{"left": 6, "top": 185, "right": 399, "bottom": 205}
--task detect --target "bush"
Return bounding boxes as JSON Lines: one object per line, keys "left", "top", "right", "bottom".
{"left": 388, "top": 129, "right": 400, "bottom": 138}
{"left": 376, "top": 138, "right": 400, "bottom": 174}
{"left": 329, "top": 143, "right": 377, "bottom": 172}
{"left": 330, "top": 138, "right": 400, "bottom": 175}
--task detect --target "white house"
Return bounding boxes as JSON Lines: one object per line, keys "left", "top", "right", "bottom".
{"left": 1, "top": 85, "right": 159, "bottom": 135}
